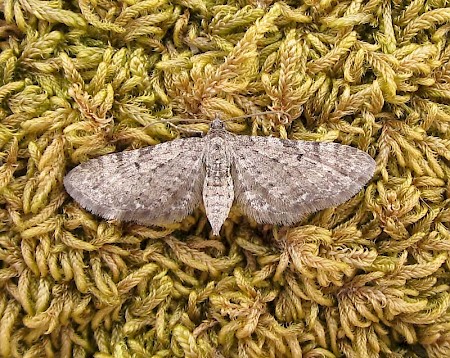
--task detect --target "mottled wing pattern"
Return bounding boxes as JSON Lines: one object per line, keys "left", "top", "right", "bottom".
{"left": 231, "top": 136, "right": 376, "bottom": 225}
{"left": 64, "top": 138, "right": 206, "bottom": 225}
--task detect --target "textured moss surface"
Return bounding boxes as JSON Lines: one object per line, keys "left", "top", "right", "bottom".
{"left": 1, "top": 0, "right": 450, "bottom": 357}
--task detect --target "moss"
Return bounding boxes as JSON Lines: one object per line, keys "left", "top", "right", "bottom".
{"left": 1, "top": 0, "right": 450, "bottom": 357}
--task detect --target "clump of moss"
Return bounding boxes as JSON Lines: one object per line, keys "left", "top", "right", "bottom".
{"left": 1, "top": 1, "right": 450, "bottom": 357}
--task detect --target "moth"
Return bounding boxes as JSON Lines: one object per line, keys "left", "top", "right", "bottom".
{"left": 64, "top": 117, "right": 376, "bottom": 235}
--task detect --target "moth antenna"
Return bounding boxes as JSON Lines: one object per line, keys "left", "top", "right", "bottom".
{"left": 142, "top": 118, "right": 210, "bottom": 128}
{"left": 171, "top": 118, "right": 211, "bottom": 124}
{"left": 142, "top": 118, "right": 210, "bottom": 136}
{"left": 220, "top": 110, "right": 288, "bottom": 123}
{"left": 170, "top": 122, "right": 207, "bottom": 136}
{"left": 141, "top": 111, "right": 287, "bottom": 134}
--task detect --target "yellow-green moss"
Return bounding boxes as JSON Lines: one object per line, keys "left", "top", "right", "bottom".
{"left": 1, "top": 0, "right": 450, "bottom": 357}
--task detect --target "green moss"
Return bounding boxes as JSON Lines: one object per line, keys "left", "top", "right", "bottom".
{"left": 1, "top": 0, "right": 450, "bottom": 357}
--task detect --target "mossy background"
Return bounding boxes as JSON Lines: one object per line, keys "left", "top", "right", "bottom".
{"left": 0, "top": 0, "right": 450, "bottom": 357}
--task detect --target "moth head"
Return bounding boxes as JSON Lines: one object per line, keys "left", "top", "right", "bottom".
{"left": 210, "top": 116, "right": 226, "bottom": 131}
